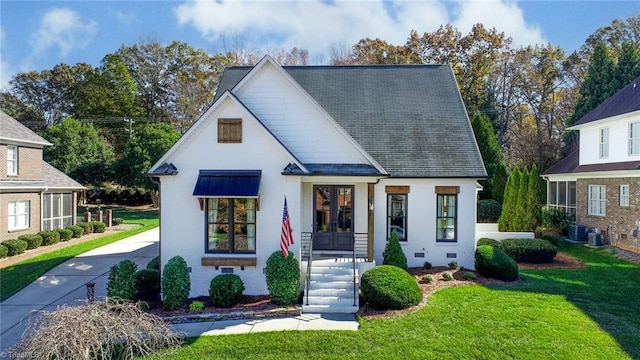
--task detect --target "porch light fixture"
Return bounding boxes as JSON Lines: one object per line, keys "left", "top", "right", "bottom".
{"left": 368, "top": 196, "right": 374, "bottom": 213}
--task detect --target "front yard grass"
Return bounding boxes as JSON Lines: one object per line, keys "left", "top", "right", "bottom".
{"left": 0, "top": 208, "right": 158, "bottom": 302}
{"left": 152, "top": 241, "right": 640, "bottom": 359}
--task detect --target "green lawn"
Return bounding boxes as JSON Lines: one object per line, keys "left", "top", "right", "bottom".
{"left": 0, "top": 207, "right": 158, "bottom": 302}
{"left": 154, "top": 242, "right": 640, "bottom": 360}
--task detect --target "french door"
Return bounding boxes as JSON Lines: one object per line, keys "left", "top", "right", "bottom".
{"left": 313, "top": 185, "right": 354, "bottom": 251}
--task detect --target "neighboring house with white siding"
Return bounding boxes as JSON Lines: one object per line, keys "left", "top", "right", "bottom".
{"left": 543, "top": 75, "right": 640, "bottom": 252}
{"left": 0, "top": 110, "right": 84, "bottom": 242}
{"left": 148, "top": 56, "right": 487, "bottom": 312}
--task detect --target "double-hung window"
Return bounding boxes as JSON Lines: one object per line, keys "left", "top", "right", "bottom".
{"left": 206, "top": 198, "right": 256, "bottom": 253}
{"left": 620, "top": 185, "right": 630, "bottom": 207}
{"left": 8, "top": 200, "right": 29, "bottom": 231}
{"left": 588, "top": 185, "right": 606, "bottom": 216}
{"left": 387, "top": 193, "right": 407, "bottom": 241}
{"left": 599, "top": 127, "right": 609, "bottom": 158}
{"left": 630, "top": 122, "right": 640, "bottom": 156}
{"left": 436, "top": 187, "right": 459, "bottom": 242}
{"left": 7, "top": 145, "right": 17, "bottom": 175}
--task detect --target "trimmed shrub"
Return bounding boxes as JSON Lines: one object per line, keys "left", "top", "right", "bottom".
{"left": 423, "top": 261, "right": 432, "bottom": 270}
{"left": 476, "top": 237, "right": 504, "bottom": 250}
{"left": 382, "top": 230, "right": 407, "bottom": 271}
{"left": 265, "top": 251, "right": 300, "bottom": 305}
{"left": 112, "top": 218, "right": 125, "bottom": 225}
{"left": 477, "top": 199, "right": 502, "bottom": 223}
{"left": 38, "top": 230, "right": 60, "bottom": 246}
{"left": 107, "top": 260, "right": 138, "bottom": 301}
{"left": 66, "top": 225, "right": 84, "bottom": 238}
{"left": 542, "top": 208, "right": 570, "bottom": 235}
{"left": 540, "top": 233, "right": 562, "bottom": 247}
{"left": 421, "top": 274, "right": 434, "bottom": 284}
{"left": 448, "top": 261, "right": 459, "bottom": 270}
{"left": 502, "top": 238, "right": 558, "bottom": 263}
{"left": 209, "top": 274, "right": 245, "bottom": 308}
{"left": 18, "top": 234, "right": 43, "bottom": 250}
{"left": 90, "top": 221, "right": 107, "bottom": 233}
{"left": 56, "top": 228, "right": 73, "bottom": 241}
{"left": 2, "top": 239, "right": 28, "bottom": 256}
{"left": 78, "top": 222, "right": 94, "bottom": 235}
{"left": 475, "top": 245, "right": 519, "bottom": 281}
{"left": 147, "top": 256, "right": 160, "bottom": 270}
{"left": 442, "top": 271, "right": 454, "bottom": 281}
{"left": 361, "top": 265, "right": 422, "bottom": 310}
{"left": 0, "top": 244, "right": 8, "bottom": 258}
{"left": 189, "top": 301, "right": 205, "bottom": 312}
{"left": 135, "top": 268, "right": 161, "bottom": 301}
{"left": 463, "top": 272, "right": 477, "bottom": 280}
{"left": 161, "top": 256, "right": 191, "bottom": 311}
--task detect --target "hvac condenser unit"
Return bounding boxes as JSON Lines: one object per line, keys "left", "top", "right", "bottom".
{"left": 588, "top": 233, "right": 602, "bottom": 246}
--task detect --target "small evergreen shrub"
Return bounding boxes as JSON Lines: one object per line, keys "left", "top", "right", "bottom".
{"left": 147, "top": 256, "right": 160, "bottom": 270}
{"left": 112, "top": 218, "right": 124, "bottom": 225}
{"left": 56, "top": 228, "right": 73, "bottom": 241}
{"left": 107, "top": 260, "right": 138, "bottom": 301}
{"left": 161, "top": 256, "right": 191, "bottom": 311}
{"left": 38, "top": 230, "right": 60, "bottom": 246}
{"left": 382, "top": 230, "right": 407, "bottom": 271}
{"left": 134, "top": 268, "right": 161, "bottom": 301}
{"left": 90, "top": 221, "right": 106, "bottom": 233}
{"left": 66, "top": 225, "right": 84, "bottom": 238}
{"left": 2, "top": 239, "right": 28, "bottom": 256}
{"left": 539, "top": 233, "right": 562, "bottom": 247}
{"left": 475, "top": 245, "right": 519, "bottom": 281}
{"left": 78, "top": 222, "right": 94, "bottom": 235}
{"left": 209, "top": 274, "right": 245, "bottom": 308}
{"left": 442, "top": 271, "right": 454, "bottom": 281}
{"left": 0, "top": 244, "right": 8, "bottom": 258}
{"left": 423, "top": 261, "right": 432, "bottom": 270}
{"left": 421, "top": 274, "right": 434, "bottom": 284}
{"left": 501, "top": 238, "right": 558, "bottom": 263}
{"left": 448, "top": 261, "right": 459, "bottom": 270}
{"left": 463, "top": 272, "right": 477, "bottom": 280}
{"left": 18, "top": 234, "right": 43, "bottom": 249}
{"left": 542, "top": 208, "right": 570, "bottom": 235}
{"left": 189, "top": 301, "right": 205, "bottom": 312}
{"left": 476, "top": 237, "right": 504, "bottom": 250}
{"left": 477, "top": 199, "right": 502, "bottom": 223}
{"left": 265, "top": 251, "right": 300, "bottom": 305}
{"left": 361, "top": 265, "right": 422, "bottom": 310}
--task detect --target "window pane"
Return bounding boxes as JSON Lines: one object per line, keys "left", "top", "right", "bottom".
{"left": 549, "top": 182, "right": 557, "bottom": 205}
{"left": 53, "top": 194, "right": 61, "bottom": 217}
{"left": 63, "top": 194, "right": 72, "bottom": 216}
{"left": 43, "top": 219, "right": 51, "bottom": 230}
{"left": 436, "top": 194, "right": 456, "bottom": 242}
{"left": 43, "top": 194, "right": 51, "bottom": 219}
{"left": 208, "top": 198, "right": 228, "bottom": 223}
{"left": 208, "top": 224, "right": 229, "bottom": 251}
{"left": 568, "top": 182, "right": 577, "bottom": 206}
{"left": 558, "top": 182, "right": 567, "bottom": 206}
{"left": 387, "top": 194, "right": 406, "bottom": 241}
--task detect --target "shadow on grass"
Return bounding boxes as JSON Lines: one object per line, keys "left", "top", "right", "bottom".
{"left": 492, "top": 242, "right": 640, "bottom": 358}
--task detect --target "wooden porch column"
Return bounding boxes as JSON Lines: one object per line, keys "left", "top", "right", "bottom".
{"left": 367, "top": 183, "right": 374, "bottom": 262}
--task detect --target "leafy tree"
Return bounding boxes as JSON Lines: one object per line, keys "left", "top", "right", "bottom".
{"left": 498, "top": 167, "right": 520, "bottom": 232}
{"left": 514, "top": 167, "right": 530, "bottom": 231}
{"left": 471, "top": 112, "right": 504, "bottom": 200}
{"left": 114, "top": 123, "right": 180, "bottom": 188}
{"left": 615, "top": 41, "right": 640, "bottom": 89}
{"left": 492, "top": 163, "right": 508, "bottom": 204}
{"left": 41, "top": 118, "right": 115, "bottom": 185}
{"left": 526, "top": 164, "right": 544, "bottom": 230}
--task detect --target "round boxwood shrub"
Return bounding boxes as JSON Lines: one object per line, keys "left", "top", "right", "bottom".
{"left": 18, "top": 234, "right": 43, "bottom": 250}
{"left": 209, "top": 274, "right": 245, "bottom": 307}
{"left": 107, "top": 260, "right": 138, "bottom": 301}
{"left": 382, "top": 230, "right": 407, "bottom": 271}
{"left": 501, "top": 238, "right": 558, "bottom": 263}
{"left": 477, "top": 199, "right": 502, "bottom": 223}
{"left": 112, "top": 218, "right": 124, "bottom": 225}
{"left": 78, "top": 222, "right": 94, "bottom": 235}
{"left": 361, "top": 265, "right": 423, "bottom": 310}
{"left": 134, "top": 268, "right": 161, "bottom": 301}
{"left": 146, "top": 256, "right": 160, "bottom": 270}
{"left": 90, "top": 221, "right": 107, "bottom": 233}
{"left": 476, "top": 237, "right": 504, "bottom": 250}
{"left": 475, "top": 245, "right": 519, "bottom": 281}
{"left": 265, "top": 251, "right": 300, "bottom": 305}
{"left": 38, "top": 230, "right": 60, "bottom": 246}
{"left": 56, "top": 228, "right": 73, "bottom": 241}
{"left": 0, "top": 244, "right": 8, "bottom": 258}
{"left": 161, "top": 256, "right": 191, "bottom": 311}
{"left": 66, "top": 225, "right": 84, "bottom": 238}
{"left": 2, "top": 239, "right": 28, "bottom": 256}
{"left": 539, "top": 233, "right": 562, "bottom": 247}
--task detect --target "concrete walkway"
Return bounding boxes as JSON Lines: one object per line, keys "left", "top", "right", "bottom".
{"left": 0, "top": 228, "right": 358, "bottom": 354}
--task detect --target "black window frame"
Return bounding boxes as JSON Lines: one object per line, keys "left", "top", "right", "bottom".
{"left": 436, "top": 193, "right": 457, "bottom": 243}
{"left": 205, "top": 198, "right": 256, "bottom": 254}
{"left": 386, "top": 193, "right": 407, "bottom": 242}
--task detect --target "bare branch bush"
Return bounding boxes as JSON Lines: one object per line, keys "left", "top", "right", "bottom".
{"left": 8, "top": 298, "right": 183, "bottom": 360}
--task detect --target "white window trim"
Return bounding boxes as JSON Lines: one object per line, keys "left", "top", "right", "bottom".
{"left": 599, "top": 127, "right": 609, "bottom": 159}
{"left": 42, "top": 193, "right": 74, "bottom": 230}
{"left": 588, "top": 185, "right": 606, "bottom": 216}
{"left": 8, "top": 200, "right": 30, "bottom": 231}
{"left": 629, "top": 121, "right": 640, "bottom": 156}
{"left": 620, "top": 184, "right": 630, "bottom": 207}
{"left": 7, "top": 145, "right": 17, "bottom": 175}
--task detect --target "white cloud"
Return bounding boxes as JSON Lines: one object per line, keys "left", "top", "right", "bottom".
{"left": 29, "top": 7, "right": 98, "bottom": 58}
{"left": 111, "top": 10, "right": 135, "bottom": 25}
{"left": 174, "top": 0, "right": 546, "bottom": 58}
{"left": 0, "top": 27, "right": 12, "bottom": 91}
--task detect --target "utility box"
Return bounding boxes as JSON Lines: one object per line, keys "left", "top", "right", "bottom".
{"left": 588, "top": 233, "right": 602, "bottom": 246}
{"left": 569, "top": 224, "right": 587, "bottom": 242}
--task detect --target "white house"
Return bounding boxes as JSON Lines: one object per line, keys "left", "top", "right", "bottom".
{"left": 148, "top": 56, "right": 487, "bottom": 312}
{"left": 543, "top": 75, "right": 640, "bottom": 252}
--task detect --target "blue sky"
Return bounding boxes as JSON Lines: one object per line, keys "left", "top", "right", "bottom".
{"left": 1, "top": 0, "right": 638, "bottom": 90}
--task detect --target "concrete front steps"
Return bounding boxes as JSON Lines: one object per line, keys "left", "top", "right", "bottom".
{"left": 303, "top": 258, "right": 359, "bottom": 314}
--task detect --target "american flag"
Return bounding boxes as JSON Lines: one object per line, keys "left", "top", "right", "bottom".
{"left": 280, "top": 196, "right": 294, "bottom": 257}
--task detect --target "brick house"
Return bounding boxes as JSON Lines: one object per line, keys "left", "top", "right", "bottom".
{"left": 0, "top": 110, "right": 84, "bottom": 242}
{"left": 543, "top": 75, "right": 640, "bottom": 252}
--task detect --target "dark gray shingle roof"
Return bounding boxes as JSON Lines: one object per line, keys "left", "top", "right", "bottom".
{"left": 42, "top": 162, "right": 84, "bottom": 189}
{"left": 0, "top": 110, "right": 51, "bottom": 146}
{"left": 572, "top": 75, "right": 640, "bottom": 126}
{"left": 216, "top": 64, "right": 486, "bottom": 178}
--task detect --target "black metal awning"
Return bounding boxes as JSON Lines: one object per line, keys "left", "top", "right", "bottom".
{"left": 192, "top": 170, "right": 261, "bottom": 197}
